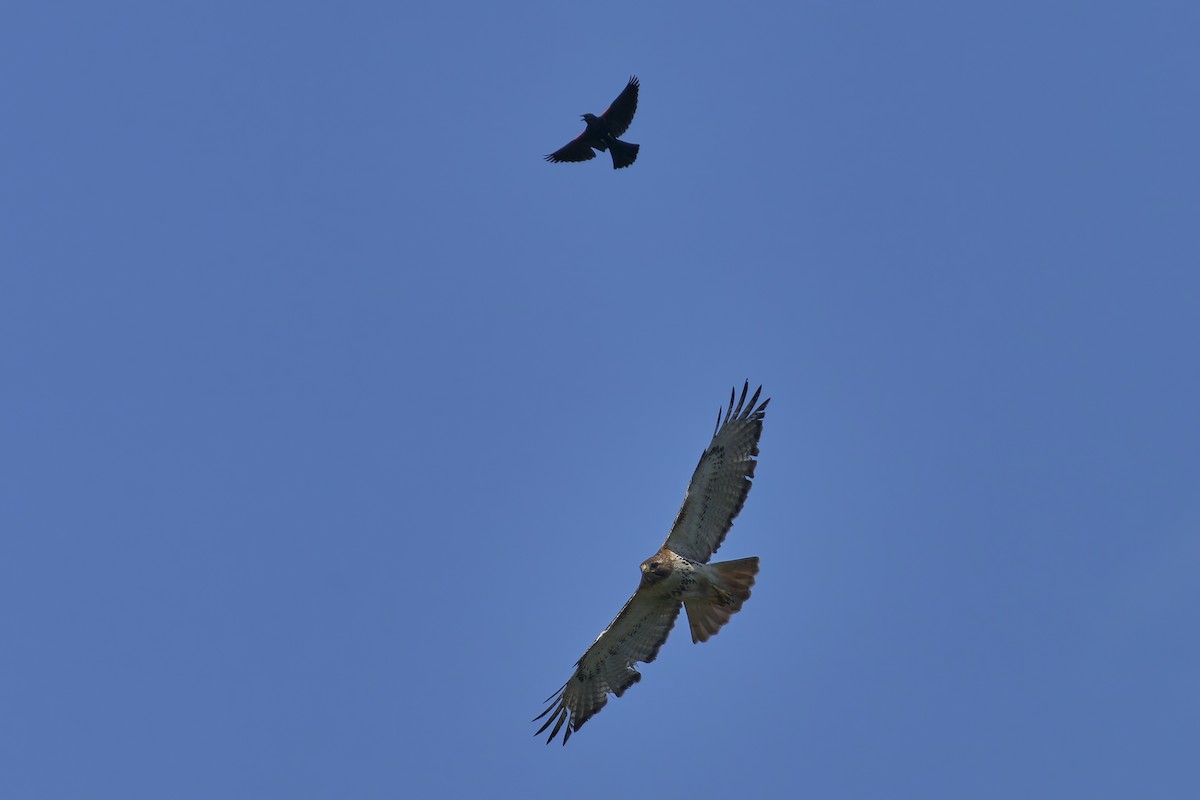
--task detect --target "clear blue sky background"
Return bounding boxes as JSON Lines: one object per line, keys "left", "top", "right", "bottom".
{"left": 3, "top": 1, "right": 1198, "bottom": 797}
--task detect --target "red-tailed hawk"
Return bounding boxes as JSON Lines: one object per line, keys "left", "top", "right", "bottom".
{"left": 535, "top": 382, "right": 769, "bottom": 744}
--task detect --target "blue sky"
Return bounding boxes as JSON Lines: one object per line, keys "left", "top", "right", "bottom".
{"left": 3, "top": 1, "right": 1198, "bottom": 797}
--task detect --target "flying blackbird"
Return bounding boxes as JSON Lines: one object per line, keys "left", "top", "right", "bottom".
{"left": 545, "top": 76, "right": 640, "bottom": 169}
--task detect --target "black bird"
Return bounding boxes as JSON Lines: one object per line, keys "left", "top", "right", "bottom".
{"left": 545, "top": 76, "right": 640, "bottom": 169}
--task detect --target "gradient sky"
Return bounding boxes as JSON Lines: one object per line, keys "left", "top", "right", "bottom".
{"left": 4, "top": 2, "right": 1198, "bottom": 798}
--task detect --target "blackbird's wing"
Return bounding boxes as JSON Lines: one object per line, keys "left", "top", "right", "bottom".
{"left": 545, "top": 132, "right": 597, "bottom": 163}
{"left": 599, "top": 76, "right": 639, "bottom": 138}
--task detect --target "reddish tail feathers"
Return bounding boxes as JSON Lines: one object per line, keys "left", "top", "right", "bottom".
{"left": 684, "top": 557, "right": 759, "bottom": 643}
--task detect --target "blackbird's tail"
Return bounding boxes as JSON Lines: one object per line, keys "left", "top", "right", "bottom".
{"left": 609, "top": 138, "right": 640, "bottom": 169}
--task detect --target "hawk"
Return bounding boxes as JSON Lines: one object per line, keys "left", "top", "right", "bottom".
{"left": 535, "top": 382, "right": 769, "bottom": 744}
{"left": 544, "top": 76, "right": 641, "bottom": 169}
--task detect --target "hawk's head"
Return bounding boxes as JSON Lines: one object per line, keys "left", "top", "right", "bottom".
{"left": 640, "top": 556, "right": 670, "bottom": 584}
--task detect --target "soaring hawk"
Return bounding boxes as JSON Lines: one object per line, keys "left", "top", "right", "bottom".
{"left": 535, "top": 382, "right": 769, "bottom": 744}
{"left": 544, "top": 76, "right": 641, "bottom": 169}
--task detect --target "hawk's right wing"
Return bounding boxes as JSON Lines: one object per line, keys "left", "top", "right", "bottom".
{"left": 534, "top": 585, "right": 681, "bottom": 745}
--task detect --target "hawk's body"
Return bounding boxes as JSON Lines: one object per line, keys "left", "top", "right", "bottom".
{"left": 535, "top": 383, "right": 769, "bottom": 744}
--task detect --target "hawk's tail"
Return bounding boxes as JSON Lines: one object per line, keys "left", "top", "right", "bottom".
{"left": 685, "top": 556, "right": 759, "bottom": 643}
{"left": 609, "top": 138, "right": 640, "bottom": 169}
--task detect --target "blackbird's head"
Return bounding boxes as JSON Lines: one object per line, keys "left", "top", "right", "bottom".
{"left": 581, "top": 113, "right": 599, "bottom": 123}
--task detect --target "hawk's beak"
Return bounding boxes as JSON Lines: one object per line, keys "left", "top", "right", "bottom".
{"left": 640, "top": 563, "right": 648, "bottom": 573}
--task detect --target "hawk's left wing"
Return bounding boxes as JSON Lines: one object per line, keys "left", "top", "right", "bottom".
{"left": 662, "top": 382, "right": 769, "bottom": 563}
{"left": 534, "top": 586, "right": 681, "bottom": 745}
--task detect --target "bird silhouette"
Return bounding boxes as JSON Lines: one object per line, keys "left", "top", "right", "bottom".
{"left": 545, "top": 76, "right": 640, "bottom": 169}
